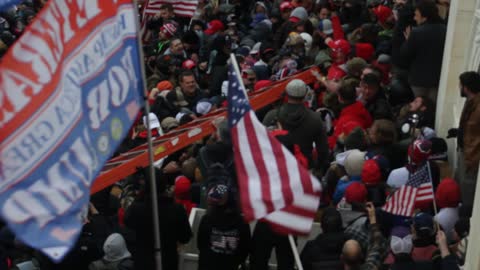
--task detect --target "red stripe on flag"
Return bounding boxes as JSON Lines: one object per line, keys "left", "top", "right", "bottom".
{"left": 268, "top": 133, "right": 294, "bottom": 206}
{"left": 231, "top": 128, "right": 255, "bottom": 221}
{"left": 244, "top": 114, "right": 275, "bottom": 214}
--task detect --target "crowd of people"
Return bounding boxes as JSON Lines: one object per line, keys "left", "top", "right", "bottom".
{"left": 2, "top": 0, "right": 480, "bottom": 270}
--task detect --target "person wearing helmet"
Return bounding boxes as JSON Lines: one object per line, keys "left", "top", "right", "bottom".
{"left": 276, "top": 79, "right": 329, "bottom": 172}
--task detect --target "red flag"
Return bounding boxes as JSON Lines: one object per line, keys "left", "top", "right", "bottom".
{"left": 227, "top": 60, "right": 321, "bottom": 235}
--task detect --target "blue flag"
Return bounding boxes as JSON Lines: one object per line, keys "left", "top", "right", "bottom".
{"left": 0, "top": 0, "right": 143, "bottom": 262}
{"left": 0, "top": 0, "right": 20, "bottom": 11}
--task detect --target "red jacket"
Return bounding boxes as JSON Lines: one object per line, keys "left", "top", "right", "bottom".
{"left": 329, "top": 101, "right": 373, "bottom": 149}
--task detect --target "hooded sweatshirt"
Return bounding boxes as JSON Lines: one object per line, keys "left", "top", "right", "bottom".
{"left": 88, "top": 233, "right": 134, "bottom": 270}
{"left": 277, "top": 103, "right": 329, "bottom": 170}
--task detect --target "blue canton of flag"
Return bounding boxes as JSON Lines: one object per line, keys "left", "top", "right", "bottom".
{"left": 0, "top": 0, "right": 20, "bottom": 11}
{"left": 227, "top": 64, "right": 251, "bottom": 129}
{"left": 407, "top": 164, "right": 430, "bottom": 187}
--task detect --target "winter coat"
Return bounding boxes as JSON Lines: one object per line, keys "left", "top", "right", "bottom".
{"left": 300, "top": 232, "right": 346, "bottom": 270}
{"left": 277, "top": 103, "right": 330, "bottom": 170}
{"left": 329, "top": 101, "right": 373, "bottom": 149}
{"left": 124, "top": 196, "right": 192, "bottom": 270}
{"left": 364, "top": 89, "right": 393, "bottom": 120}
{"left": 197, "top": 210, "right": 251, "bottom": 270}
{"left": 400, "top": 22, "right": 447, "bottom": 88}
{"left": 458, "top": 94, "right": 480, "bottom": 173}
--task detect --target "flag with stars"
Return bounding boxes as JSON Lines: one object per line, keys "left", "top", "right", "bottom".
{"left": 383, "top": 163, "right": 433, "bottom": 217}
{"left": 227, "top": 56, "right": 321, "bottom": 235}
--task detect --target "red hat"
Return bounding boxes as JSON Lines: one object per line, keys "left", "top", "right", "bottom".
{"left": 254, "top": 80, "right": 272, "bottom": 92}
{"left": 174, "top": 176, "right": 191, "bottom": 198}
{"left": 373, "top": 5, "right": 393, "bottom": 24}
{"left": 328, "top": 39, "right": 351, "bottom": 55}
{"left": 280, "top": 1, "right": 294, "bottom": 12}
{"left": 436, "top": 178, "right": 461, "bottom": 209}
{"left": 205, "top": 20, "right": 224, "bottom": 35}
{"left": 182, "top": 59, "right": 196, "bottom": 70}
{"left": 361, "top": 159, "right": 382, "bottom": 186}
{"left": 156, "top": 80, "right": 173, "bottom": 91}
{"left": 355, "top": 43, "right": 375, "bottom": 61}
{"left": 345, "top": 182, "right": 368, "bottom": 204}
{"left": 408, "top": 139, "right": 432, "bottom": 165}
{"left": 160, "top": 23, "right": 177, "bottom": 38}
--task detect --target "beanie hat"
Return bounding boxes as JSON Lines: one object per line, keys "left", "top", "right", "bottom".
{"left": 345, "top": 182, "right": 368, "bottom": 203}
{"left": 412, "top": 212, "right": 435, "bottom": 237}
{"left": 207, "top": 184, "right": 229, "bottom": 206}
{"left": 390, "top": 226, "right": 413, "bottom": 254}
{"left": 355, "top": 43, "right": 375, "bottom": 61}
{"left": 286, "top": 79, "right": 308, "bottom": 98}
{"left": 371, "top": 155, "right": 390, "bottom": 180}
{"left": 373, "top": 5, "right": 393, "bottom": 24}
{"left": 157, "top": 80, "right": 173, "bottom": 92}
{"left": 436, "top": 178, "right": 461, "bottom": 209}
{"left": 344, "top": 150, "right": 366, "bottom": 177}
{"left": 289, "top": 7, "right": 308, "bottom": 22}
{"left": 346, "top": 57, "right": 368, "bottom": 77}
{"left": 361, "top": 159, "right": 382, "bottom": 186}
{"left": 174, "top": 176, "right": 191, "bottom": 198}
{"left": 408, "top": 139, "right": 432, "bottom": 165}
{"left": 160, "top": 23, "right": 177, "bottom": 38}
{"left": 430, "top": 137, "right": 448, "bottom": 160}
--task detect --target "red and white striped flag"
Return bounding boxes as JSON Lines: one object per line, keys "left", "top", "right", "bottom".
{"left": 227, "top": 58, "right": 321, "bottom": 235}
{"left": 140, "top": 0, "right": 198, "bottom": 41}
{"left": 382, "top": 163, "right": 434, "bottom": 217}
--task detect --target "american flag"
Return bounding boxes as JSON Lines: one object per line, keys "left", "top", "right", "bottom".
{"left": 140, "top": 0, "right": 199, "bottom": 41}
{"left": 227, "top": 57, "right": 321, "bottom": 235}
{"left": 383, "top": 163, "right": 433, "bottom": 217}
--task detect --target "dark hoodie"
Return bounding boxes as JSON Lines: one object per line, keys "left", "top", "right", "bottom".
{"left": 197, "top": 208, "right": 251, "bottom": 270}
{"left": 278, "top": 103, "right": 329, "bottom": 171}
{"left": 300, "top": 232, "right": 346, "bottom": 270}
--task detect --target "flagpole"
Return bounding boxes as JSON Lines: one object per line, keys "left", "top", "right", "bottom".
{"left": 229, "top": 53, "right": 249, "bottom": 98}
{"left": 288, "top": 234, "right": 304, "bottom": 270}
{"left": 133, "top": 0, "right": 163, "bottom": 269}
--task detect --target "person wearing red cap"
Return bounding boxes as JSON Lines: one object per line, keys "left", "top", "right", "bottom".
{"left": 329, "top": 82, "right": 373, "bottom": 150}
{"left": 280, "top": 1, "right": 294, "bottom": 20}
{"left": 361, "top": 159, "right": 388, "bottom": 207}
{"left": 204, "top": 19, "right": 224, "bottom": 36}
{"left": 435, "top": 178, "right": 461, "bottom": 241}
{"left": 174, "top": 176, "right": 196, "bottom": 215}
{"left": 324, "top": 37, "right": 350, "bottom": 82}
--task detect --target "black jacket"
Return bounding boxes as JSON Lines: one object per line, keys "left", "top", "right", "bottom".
{"left": 124, "top": 196, "right": 192, "bottom": 270}
{"left": 400, "top": 22, "right": 447, "bottom": 88}
{"left": 300, "top": 232, "right": 346, "bottom": 270}
{"left": 278, "top": 103, "right": 330, "bottom": 170}
{"left": 365, "top": 89, "right": 393, "bottom": 120}
{"left": 197, "top": 210, "right": 250, "bottom": 270}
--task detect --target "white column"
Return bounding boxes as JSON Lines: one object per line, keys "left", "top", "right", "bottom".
{"left": 437, "top": 1, "right": 480, "bottom": 269}
{"left": 435, "top": 0, "right": 476, "bottom": 169}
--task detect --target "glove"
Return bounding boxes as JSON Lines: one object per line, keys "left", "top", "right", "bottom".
{"left": 447, "top": 128, "right": 458, "bottom": 138}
